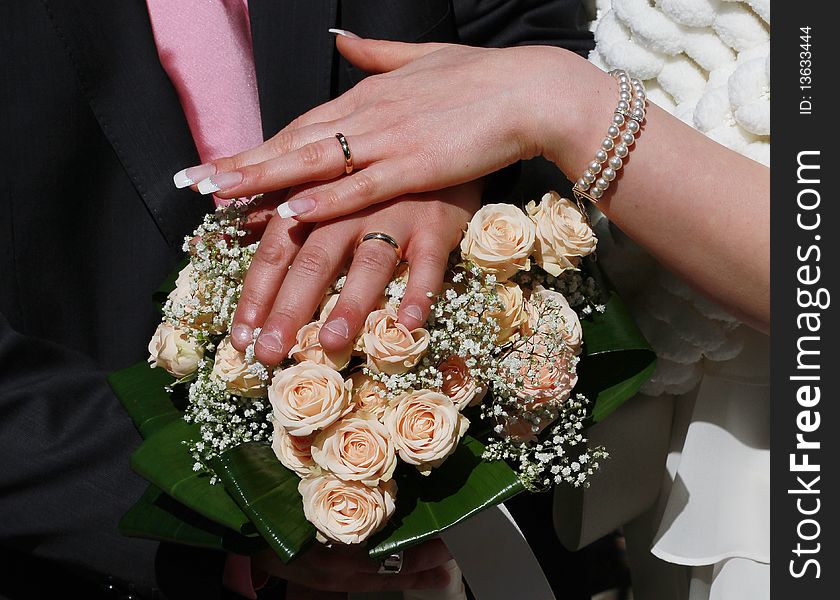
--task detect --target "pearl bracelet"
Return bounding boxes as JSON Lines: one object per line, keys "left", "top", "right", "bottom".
{"left": 572, "top": 70, "right": 646, "bottom": 210}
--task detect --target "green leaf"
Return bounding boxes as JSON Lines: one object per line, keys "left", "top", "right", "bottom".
{"left": 209, "top": 442, "right": 317, "bottom": 563}
{"left": 108, "top": 361, "right": 181, "bottom": 438}
{"left": 367, "top": 435, "right": 523, "bottom": 560}
{"left": 130, "top": 419, "right": 254, "bottom": 535}
{"left": 577, "top": 291, "right": 656, "bottom": 422}
{"left": 119, "top": 485, "right": 264, "bottom": 554}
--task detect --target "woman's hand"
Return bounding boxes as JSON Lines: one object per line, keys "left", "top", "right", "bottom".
{"left": 253, "top": 538, "right": 452, "bottom": 595}
{"left": 177, "top": 39, "right": 582, "bottom": 222}
{"left": 230, "top": 181, "right": 481, "bottom": 364}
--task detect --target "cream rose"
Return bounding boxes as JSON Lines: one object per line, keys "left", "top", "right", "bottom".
{"left": 460, "top": 204, "right": 536, "bottom": 280}
{"left": 299, "top": 474, "right": 397, "bottom": 544}
{"left": 383, "top": 390, "right": 468, "bottom": 474}
{"left": 526, "top": 192, "right": 597, "bottom": 276}
{"left": 166, "top": 263, "right": 222, "bottom": 333}
{"left": 211, "top": 336, "right": 267, "bottom": 397}
{"left": 147, "top": 322, "right": 203, "bottom": 378}
{"left": 486, "top": 281, "right": 528, "bottom": 345}
{"left": 268, "top": 361, "right": 353, "bottom": 437}
{"left": 289, "top": 321, "right": 352, "bottom": 371}
{"left": 319, "top": 293, "right": 339, "bottom": 321}
{"left": 503, "top": 337, "right": 578, "bottom": 406}
{"left": 349, "top": 372, "right": 389, "bottom": 420}
{"left": 362, "top": 305, "right": 430, "bottom": 375}
{"left": 438, "top": 355, "right": 487, "bottom": 410}
{"left": 271, "top": 424, "right": 316, "bottom": 477}
{"left": 311, "top": 416, "right": 397, "bottom": 487}
{"left": 525, "top": 286, "right": 583, "bottom": 355}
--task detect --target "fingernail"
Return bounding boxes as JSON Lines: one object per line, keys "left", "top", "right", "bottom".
{"left": 256, "top": 331, "right": 284, "bottom": 354}
{"left": 328, "top": 28, "right": 361, "bottom": 39}
{"left": 401, "top": 305, "right": 424, "bottom": 324}
{"left": 173, "top": 164, "right": 216, "bottom": 188}
{"left": 231, "top": 324, "right": 253, "bottom": 347}
{"left": 322, "top": 317, "right": 350, "bottom": 340}
{"left": 197, "top": 171, "right": 243, "bottom": 195}
{"left": 277, "top": 198, "right": 316, "bottom": 218}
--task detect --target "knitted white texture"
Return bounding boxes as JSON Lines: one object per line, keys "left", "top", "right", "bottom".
{"left": 585, "top": 0, "right": 769, "bottom": 395}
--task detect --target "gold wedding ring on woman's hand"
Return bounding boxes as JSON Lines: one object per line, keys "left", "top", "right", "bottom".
{"left": 335, "top": 132, "right": 354, "bottom": 174}
{"left": 357, "top": 232, "right": 403, "bottom": 263}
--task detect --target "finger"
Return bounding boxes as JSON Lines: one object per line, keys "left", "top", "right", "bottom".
{"left": 348, "top": 566, "right": 451, "bottom": 593}
{"left": 397, "top": 238, "right": 451, "bottom": 330}
{"left": 319, "top": 233, "right": 406, "bottom": 354}
{"left": 229, "top": 215, "right": 312, "bottom": 351}
{"left": 254, "top": 225, "right": 354, "bottom": 364}
{"left": 335, "top": 37, "right": 452, "bottom": 73}
{"left": 276, "top": 158, "right": 424, "bottom": 222}
{"left": 205, "top": 133, "right": 381, "bottom": 200}
{"left": 173, "top": 96, "right": 354, "bottom": 189}
{"left": 400, "top": 539, "right": 453, "bottom": 574}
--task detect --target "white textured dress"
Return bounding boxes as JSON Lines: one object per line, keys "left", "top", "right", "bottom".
{"left": 585, "top": 1, "right": 770, "bottom": 598}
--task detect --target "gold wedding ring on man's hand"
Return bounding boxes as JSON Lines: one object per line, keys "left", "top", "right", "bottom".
{"left": 335, "top": 133, "right": 354, "bottom": 174}
{"left": 357, "top": 232, "right": 403, "bottom": 263}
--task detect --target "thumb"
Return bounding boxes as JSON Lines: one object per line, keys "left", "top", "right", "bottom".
{"left": 331, "top": 33, "right": 450, "bottom": 74}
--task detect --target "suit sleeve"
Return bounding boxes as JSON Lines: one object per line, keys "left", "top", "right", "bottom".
{"left": 453, "top": 0, "right": 595, "bottom": 55}
{"left": 0, "top": 312, "right": 160, "bottom": 592}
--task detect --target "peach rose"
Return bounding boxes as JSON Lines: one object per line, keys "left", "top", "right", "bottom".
{"left": 166, "top": 263, "right": 222, "bottom": 333}
{"left": 460, "top": 204, "right": 535, "bottom": 280}
{"left": 362, "top": 305, "right": 430, "bottom": 375}
{"left": 311, "top": 416, "right": 397, "bottom": 486}
{"left": 147, "top": 322, "right": 203, "bottom": 378}
{"left": 438, "top": 355, "right": 487, "bottom": 410}
{"left": 289, "top": 321, "right": 353, "bottom": 371}
{"left": 503, "top": 338, "right": 578, "bottom": 406}
{"left": 486, "top": 281, "right": 528, "bottom": 345}
{"left": 525, "top": 286, "right": 583, "bottom": 355}
{"left": 319, "top": 294, "right": 339, "bottom": 321}
{"left": 299, "top": 474, "right": 397, "bottom": 544}
{"left": 349, "top": 372, "right": 389, "bottom": 420}
{"left": 271, "top": 424, "right": 316, "bottom": 477}
{"left": 211, "top": 337, "right": 267, "bottom": 397}
{"left": 503, "top": 413, "right": 557, "bottom": 443}
{"left": 526, "top": 192, "right": 597, "bottom": 276}
{"left": 268, "top": 361, "right": 353, "bottom": 437}
{"left": 383, "top": 390, "right": 468, "bottom": 474}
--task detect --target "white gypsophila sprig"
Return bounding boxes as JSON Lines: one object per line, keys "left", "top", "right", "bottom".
{"left": 482, "top": 394, "right": 607, "bottom": 491}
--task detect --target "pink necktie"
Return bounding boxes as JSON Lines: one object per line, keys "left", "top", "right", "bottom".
{"left": 146, "top": 0, "right": 263, "bottom": 205}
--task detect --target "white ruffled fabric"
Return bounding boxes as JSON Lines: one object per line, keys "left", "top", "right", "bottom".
{"left": 585, "top": 1, "right": 770, "bottom": 598}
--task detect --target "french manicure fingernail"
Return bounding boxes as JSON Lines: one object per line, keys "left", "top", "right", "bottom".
{"left": 323, "top": 317, "right": 350, "bottom": 340}
{"left": 173, "top": 164, "right": 216, "bottom": 188}
{"left": 401, "top": 305, "right": 424, "bottom": 323}
{"left": 328, "top": 28, "right": 361, "bottom": 39}
{"left": 231, "top": 324, "right": 253, "bottom": 347}
{"left": 256, "top": 332, "right": 284, "bottom": 354}
{"left": 197, "top": 172, "right": 243, "bottom": 195}
{"left": 277, "top": 198, "right": 316, "bottom": 218}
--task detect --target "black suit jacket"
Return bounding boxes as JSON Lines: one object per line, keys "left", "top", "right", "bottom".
{"left": 0, "top": 1, "right": 592, "bottom": 598}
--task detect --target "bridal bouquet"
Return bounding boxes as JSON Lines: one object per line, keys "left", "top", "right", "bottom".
{"left": 112, "top": 192, "right": 654, "bottom": 563}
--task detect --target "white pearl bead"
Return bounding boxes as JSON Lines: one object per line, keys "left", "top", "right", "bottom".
{"left": 595, "top": 149, "right": 608, "bottom": 163}
{"left": 583, "top": 170, "right": 596, "bottom": 184}
{"left": 590, "top": 187, "right": 604, "bottom": 199}
{"left": 619, "top": 82, "right": 631, "bottom": 92}
{"left": 618, "top": 73, "right": 629, "bottom": 83}
{"left": 595, "top": 177, "right": 609, "bottom": 190}
{"left": 612, "top": 114, "right": 625, "bottom": 127}
{"left": 607, "top": 125, "right": 620, "bottom": 139}
{"left": 621, "top": 132, "right": 635, "bottom": 145}
{"left": 630, "top": 78, "right": 641, "bottom": 87}
{"left": 617, "top": 100, "right": 629, "bottom": 112}
{"left": 632, "top": 108, "right": 645, "bottom": 120}
{"left": 620, "top": 91, "right": 631, "bottom": 101}
{"left": 602, "top": 167, "right": 616, "bottom": 181}
{"left": 632, "top": 99, "right": 645, "bottom": 110}
{"left": 635, "top": 91, "right": 646, "bottom": 101}
{"left": 577, "top": 178, "right": 588, "bottom": 190}
{"left": 589, "top": 161, "right": 602, "bottom": 174}
{"left": 609, "top": 156, "right": 623, "bottom": 170}
{"left": 626, "top": 120, "right": 640, "bottom": 134}
{"left": 614, "top": 143, "right": 628, "bottom": 158}
{"left": 601, "top": 138, "right": 614, "bottom": 151}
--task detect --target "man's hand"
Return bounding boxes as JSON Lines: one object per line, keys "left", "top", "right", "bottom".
{"left": 229, "top": 181, "right": 481, "bottom": 364}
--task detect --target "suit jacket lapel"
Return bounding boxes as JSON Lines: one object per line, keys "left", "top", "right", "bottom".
{"left": 40, "top": 0, "right": 210, "bottom": 249}
{"left": 249, "top": 0, "right": 339, "bottom": 140}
